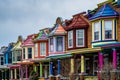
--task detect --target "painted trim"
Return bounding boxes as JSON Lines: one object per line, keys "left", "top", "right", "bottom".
{"left": 114, "top": 19, "right": 116, "bottom": 40}
{"left": 101, "top": 20, "right": 102, "bottom": 40}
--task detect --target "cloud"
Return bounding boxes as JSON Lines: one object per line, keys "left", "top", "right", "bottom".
{"left": 0, "top": 0, "right": 106, "bottom": 47}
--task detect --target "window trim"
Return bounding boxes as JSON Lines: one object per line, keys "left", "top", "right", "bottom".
{"left": 104, "top": 20, "right": 113, "bottom": 40}
{"left": 56, "top": 36, "right": 63, "bottom": 52}
{"left": 93, "top": 21, "right": 101, "bottom": 41}
{"left": 35, "top": 44, "right": 38, "bottom": 57}
{"left": 68, "top": 30, "right": 73, "bottom": 48}
{"left": 76, "top": 29, "right": 85, "bottom": 47}
{"left": 40, "top": 42, "right": 46, "bottom": 56}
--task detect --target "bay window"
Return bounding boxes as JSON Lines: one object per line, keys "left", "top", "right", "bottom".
{"left": 56, "top": 37, "right": 63, "bottom": 51}
{"left": 94, "top": 22, "right": 100, "bottom": 41}
{"left": 76, "top": 29, "right": 84, "bottom": 47}
{"left": 40, "top": 42, "right": 46, "bottom": 56}
{"left": 104, "top": 20, "right": 112, "bottom": 39}
{"left": 68, "top": 30, "right": 73, "bottom": 48}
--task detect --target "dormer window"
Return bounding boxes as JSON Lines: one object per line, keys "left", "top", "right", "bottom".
{"left": 104, "top": 20, "right": 112, "bottom": 39}
{"left": 76, "top": 29, "right": 84, "bottom": 47}
{"left": 68, "top": 30, "right": 73, "bottom": 48}
{"left": 56, "top": 37, "right": 63, "bottom": 51}
{"left": 94, "top": 21, "right": 100, "bottom": 41}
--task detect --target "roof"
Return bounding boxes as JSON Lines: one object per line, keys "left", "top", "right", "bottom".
{"left": 89, "top": 4, "right": 119, "bottom": 20}
{"left": 65, "top": 12, "right": 89, "bottom": 30}
{"left": 49, "top": 17, "right": 66, "bottom": 36}
{"left": 21, "top": 34, "right": 34, "bottom": 47}
{"left": 12, "top": 36, "right": 23, "bottom": 50}
{"left": 0, "top": 46, "right": 7, "bottom": 55}
{"left": 34, "top": 28, "right": 49, "bottom": 41}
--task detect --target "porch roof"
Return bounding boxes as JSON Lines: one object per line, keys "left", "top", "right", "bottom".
{"left": 67, "top": 47, "right": 101, "bottom": 54}
{"left": 17, "top": 61, "right": 34, "bottom": 65}
{"left": 31, "top": 58, "right": 50, "bottom": 62}
{"left": 0, "top": 65, "right": 9, "bottom": 69}
{"left": 7, "top": 64, "right": 20, "bottom": 68}
{"left": 46, "top": 53, "right": 72, "bottom": 59}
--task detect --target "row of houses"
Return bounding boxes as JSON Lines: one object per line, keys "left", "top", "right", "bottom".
{"left": 0, "top": 0, "right": 120, "bottom": 80}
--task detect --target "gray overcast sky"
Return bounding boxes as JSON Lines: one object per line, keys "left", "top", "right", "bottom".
{"left": 0, "top": 0, "right": 106, "bottom": 47}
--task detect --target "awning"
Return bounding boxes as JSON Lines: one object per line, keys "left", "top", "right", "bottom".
{"left": 7, "top": 64, "right": 20, "bottom": 68}
{"left": 47, "top": 53, "right": 72, "bottom": 59}
{"left": 0, "top": 65, "right": 9, "bottom": 69}
{"left": 67, "top": 47, "right": 101, "bottom": 54}
{"left": 18, "top": 61, "right": 34, "bottom": 65}
{"left": 32, "top": 58, "right": 50, "bottom": 62}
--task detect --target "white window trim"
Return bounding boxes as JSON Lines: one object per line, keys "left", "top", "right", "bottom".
{"left": 68, "top": 30, "right": 73, "bottom": 48}
{"left": 76, "top": 29, "right": 85, "bottom": 47}
{"left": 56, "top": 36, "right": 64, "bottom": 52}
{"left": 40, "top": 42, "right": 46, "bottom": 56}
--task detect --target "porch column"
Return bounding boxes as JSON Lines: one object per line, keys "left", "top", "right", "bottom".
{"left": 50, "top": 62, "right": 53, "bottom": 76}
{"left": 113, "top": 48, "right": 117, "bottom": 69}
{"left": 26, "top": 65, "right": 28, "bottom": 80}
{"left": 49, "top": 62, "right": 54, "bottom": 80}
{"left": 99, "top": 52, "right": 103, "bottom": 70}
{"left": 40, "top": 63, "right": 43, "bottom": 77}
{"left": 11, "top": 69, "right": 13, "bottom": 79}
{"left": 15, "top": 69, "right": 17, "bottom": 79}
{"left": 57, "top": 60, "right": 60, "bottom": 75}
{"left": 2, "top": 70, "right": 4, "bottom": 80}
{"left": 71, "top": 58, "right": 74, "bottom": 73}
{"left": 34, "top": 65, "right": 37, "bottom": 72}
{"left": 80, "top": 55, "right": 85, "bottom": 80}
{"left": 81, "top": 55, "right": 85, "bottom": 73}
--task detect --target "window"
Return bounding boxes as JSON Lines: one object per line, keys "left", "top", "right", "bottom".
{"left": 13, "top": 52, "right": 15, "bottom": 61}
{"left": 28, "top": 48, "right": 32, "bottom": 58}
{"left": 50, "top": 38, "right": 54, "bottom": 52}
{"left": 104, "top": 20, "right": 112, "bottom": 39}
{"left": 1, "top": 57, "right": 4, "bottom": 65}
{"left": 40, "top": 43, "right": 46, "bottom": 56}
{"left": 94, "top": 22, "right": 100, "bottom": 41}
{"left": 76, "top": 29, "right": 84, "bottom": 47}
{"left": 23, "top": 48, "right": 25, "bottom": 59}
{"left": 56, "top": 37, "right": 63, "bottom": 51}
{"left": 17, "top": 50, "right": 21, "bottom": 61}
{"left": 68, "top": 30, "right": 73, "bottom": 48}
{"left": 35, "top": 44, "right": 38, "bottom": 57}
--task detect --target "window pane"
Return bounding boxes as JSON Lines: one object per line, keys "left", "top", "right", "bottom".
{"left": 56, "top": 37, "right": 63, "bottom": 51}
{"left": 104, "top": 20, "right": 112, "bottom": 39}
{"left": 35, "top": 44, "right": 38, "bottom": 56}
{"left": 76, "top": 30, "right": 84, "bottom": 46}
{"left": 50, "top": 38, "right": 53, "bottom": 52}
{"left": 28, "top": 48, "right": 32, "bottom": 58}
{"left": 94, "top": 22, "right": 100, "bottom": 40}
{"left": 68, "top": 31, "right": 73, "bottom": 48}
{"left": 40, "top": 43, "right": 46, "bottom": 55}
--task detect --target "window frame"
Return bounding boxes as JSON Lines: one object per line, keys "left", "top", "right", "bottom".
{"left": 68, "top": 30, "right": 73, "bottom": 48}
{"left": 56, "top": 36, "right": 63, "bottom": 51}
{"left": 34, "top": 44, "right": 38, "bottom": 57}
{"left": 76, "top": 29, "right": 85, "bottom": 47}
{"left": 40, "top": 42, "right": 46, "bottom": 56}
{"left": 104, "top": 20, "right": 113, "bottom": 40}
{"left": 94, "top": 21, "right": 100, "bottom": 41}
{"left": 50, "top": 37, "right": 54, "bottom": 52}
{"left": 28, "top": 48, "right": 32, "bottom": 59}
